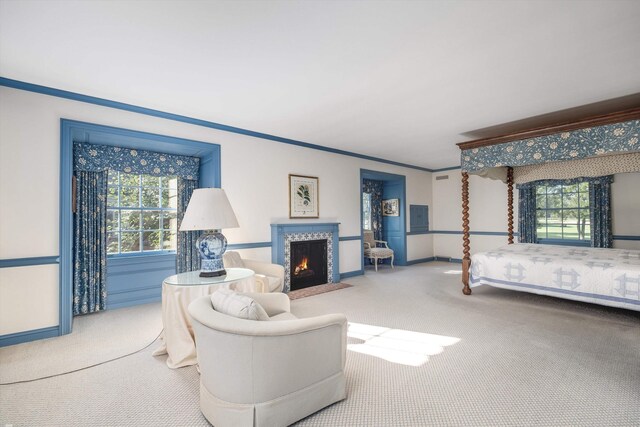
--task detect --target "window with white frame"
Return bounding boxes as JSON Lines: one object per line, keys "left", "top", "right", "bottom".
{"left": 535, "top": 182, "right": 591, "bottom": 242}
{"left": 362, "top": 192, "right": 372, "bottom": 230}
{"left": 106, "top": 171, "right": 178, "bottom": 255}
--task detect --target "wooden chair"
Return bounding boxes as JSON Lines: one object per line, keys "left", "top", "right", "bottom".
{"left": 363, "top": 230, "right": 394, "bottom": 271}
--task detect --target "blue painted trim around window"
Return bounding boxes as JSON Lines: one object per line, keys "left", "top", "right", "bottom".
{"left": 340, "top": 270, "right": 364, "bottom": 280}
{"left": 1, "top": 76, "right": 433, "bottom": 172}
{"left": 406, "top": 257, "right": 435, "bottom": 265}
{"left": 613, "top": 235, "right": 640, "bottom": 241}
{"left": 227, "top": 241, "right": 272, "bottom": 250}
{"left": 0, "top": 326, "right": 59, "bottom": 348}
{"left": 339, "top": 235, "right": 362, "bottom": 241}
{"left": 0, "top": 256, "right": 59, "bottom": 268}
{"left": 60, "top": 119, "right": 221, "bottom": 339}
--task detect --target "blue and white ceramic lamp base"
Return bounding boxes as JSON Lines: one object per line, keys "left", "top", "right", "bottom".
{"left": 197, "top": 231, "right": 228, "bottom": 277}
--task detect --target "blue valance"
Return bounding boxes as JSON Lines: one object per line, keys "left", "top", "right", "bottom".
{"left": 461, "top": 119, "right": 640, "bottom": 173}
{"left": 73, "top": 142, "right": 199, "bottom": 180}
{"left": 516, "top": 175, "right": 613, "bottom": 189}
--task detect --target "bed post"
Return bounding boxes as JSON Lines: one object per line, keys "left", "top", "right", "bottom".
{"left": 461, "top": 171, "right": 471, "bottom": 295}
{"left": 507, "top": 166, "right": 514, "bottom": 244}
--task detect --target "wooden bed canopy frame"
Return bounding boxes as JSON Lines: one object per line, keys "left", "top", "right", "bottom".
{"left": 456, "top": 107, "right": 640, "bottom": 295}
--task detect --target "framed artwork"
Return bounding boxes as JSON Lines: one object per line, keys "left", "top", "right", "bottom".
{"left": 289, "top": 174, "right": 319, "bottom": 218}
{"left": 382, "top": 198, "right": 399, "bottom": 216}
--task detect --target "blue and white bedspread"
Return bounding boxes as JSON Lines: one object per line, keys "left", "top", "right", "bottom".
{"left": 470, "top": 244, "right": 640, "bottom": 311}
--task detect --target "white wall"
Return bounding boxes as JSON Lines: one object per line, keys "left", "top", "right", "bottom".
{"left": 432, "top": 169, "right": 640, "bottom": 259}
{"left": 0, "top": 86, "right": 433, "bottom": 335}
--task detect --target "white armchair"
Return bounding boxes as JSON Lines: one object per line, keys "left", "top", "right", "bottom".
{"left": 223, "top": 251, "right": 284, "bottom": 293}
{"left": 363, "top": 230, "right": 394, "bottom": 271}
{"left": 188, "top": 293, "right": 348, "bottom": 427}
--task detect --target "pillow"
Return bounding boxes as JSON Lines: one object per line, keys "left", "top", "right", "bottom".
{"left": 223, "top": 251, "right": 245, "bottom": 268}
{"left": 210, "top": 289, "right": 269, "bottom": 321}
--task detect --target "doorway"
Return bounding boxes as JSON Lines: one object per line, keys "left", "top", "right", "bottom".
{"left": 360, "top": 169, "right": 407, "bottom": 272}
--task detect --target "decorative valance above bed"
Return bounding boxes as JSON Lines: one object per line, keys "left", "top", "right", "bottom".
{"left": 460, "top": 119, "right": 639, "bottom": 174}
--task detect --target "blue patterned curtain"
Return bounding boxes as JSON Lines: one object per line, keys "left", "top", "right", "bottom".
{"left": 74, "top": 142, "right": 199, "bottom": 179}
{"left": 177, "top": 178, "right": 202, "bottom": 273}
{"left": 73, "top": 170, "right": 108, "bottom": 315}
{"left": 589, "top": 176, "right": 613, "bottom": 248}
{"left": 518, "top": 187, "right": 537, "bottom": 243}
{"left": 363, "top": 179, "right": 384, "bottom": 240}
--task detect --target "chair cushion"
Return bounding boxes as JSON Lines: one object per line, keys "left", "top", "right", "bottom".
{"left": 210, "top": 289, "right": 269, "bottom": 321}
{"left": 368, "top": 248, "right": 394, "bottom": 257}
{"left": 223, "top": 251, "right": 245, "bottom": 268}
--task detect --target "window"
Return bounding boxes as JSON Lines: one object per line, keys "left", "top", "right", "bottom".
{"left": 536, "top": 182, "right": 590, "bottom": 242}
{"left": 106, "top": 171, "right": 178, "bottom": 255}
{"left": 362, "top": 192, "right": 372, "bottom": 230}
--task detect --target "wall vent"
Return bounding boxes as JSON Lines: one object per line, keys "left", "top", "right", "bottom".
{"left": 435, "top": 175, "right": 449, "bottom": 180}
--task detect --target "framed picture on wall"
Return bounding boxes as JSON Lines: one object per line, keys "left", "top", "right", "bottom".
{"left": 382, "top": 198, "right": 399, "bottom": 216}
{"left": 289, "top": 174, "right": 319, "bottom": 218}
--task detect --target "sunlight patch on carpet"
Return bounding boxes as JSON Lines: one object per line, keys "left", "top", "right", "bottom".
{"left": 347, "top": 322, "right": 460, "bottom": 367}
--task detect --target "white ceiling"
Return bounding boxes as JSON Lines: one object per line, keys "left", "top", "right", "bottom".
{"left": 1, "top": 0, "right": 639, "bottom": 169}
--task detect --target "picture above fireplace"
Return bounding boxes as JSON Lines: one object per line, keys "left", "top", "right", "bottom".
{"left": 290, "top": 239, "right": 328, "bottom": 291}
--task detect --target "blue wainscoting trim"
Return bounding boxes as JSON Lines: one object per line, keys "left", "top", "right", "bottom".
{"left": 339, "top": 235, "right": 362, "bottom": 241}
{"left": 0, "top": 256, "right": 59, "bottom": 268}
{"left": 0, "top": 77, "right": 432, "bottom": 172}
{"left": 227, "top": 241, "right": 272, "bottom": 250}
{"left": 613, "top": 235, "right": 640, "bottom": 241}
{"left": 430, "top": 230, "right": 520, "bottom": 236}
{"left": 0, "top": 325, "right": 59, "bottom": 348}
{"left": 340, "top": 270, "right": 364, "bottom": 280}
{"left": 106, "top": 252, "right": 175, "bottom": 311}
{"left": 406, "top": 257, "right": 435, "bottom": 265}
{"left": 406, "top": 231, "right": 431, "bottom": 236}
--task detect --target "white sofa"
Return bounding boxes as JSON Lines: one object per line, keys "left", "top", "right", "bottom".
{"left": 188, "top": 292, "right": 347, "bottom": 427}
{"left": 223, "top": 251, "right": 285, "bottom": 293}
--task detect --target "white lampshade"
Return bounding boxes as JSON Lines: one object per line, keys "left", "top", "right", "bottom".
{"left": 179, "top": 188, "right": 239, "bottom": 231}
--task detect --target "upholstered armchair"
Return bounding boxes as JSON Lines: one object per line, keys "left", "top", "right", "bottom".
{"left": 188, "top": 292, "right": 348, "bottom": 427}
{"left": 223, "top": 251, "right": 284, "bottom": 293}
{"left": 363, "top": 230, "right": 394, "bottom": 271}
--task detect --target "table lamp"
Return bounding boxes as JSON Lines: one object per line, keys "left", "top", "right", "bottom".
{"left": 179, "top": 188, "right": 239, "bottom": 277}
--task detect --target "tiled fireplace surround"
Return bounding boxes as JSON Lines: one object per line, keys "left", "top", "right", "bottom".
{"left": 271, "top": 223, "right": 340, "bottom": 293}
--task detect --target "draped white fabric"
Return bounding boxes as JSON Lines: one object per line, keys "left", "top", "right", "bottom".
{"left": 513, "top": 152, "right": 640, "bottom": 184}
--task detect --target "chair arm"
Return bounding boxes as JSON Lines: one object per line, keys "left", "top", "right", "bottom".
{"left": 363, "top": 242, "right": 371, "bottom": 249}
{"left": 241, "top": 292, "right": 290, "bottom": 316}
{"left": 374, "top": 240, "right": 389, "bottom": 248}
{"left": 243, "top": 259, "right": 285, "bottom": 281}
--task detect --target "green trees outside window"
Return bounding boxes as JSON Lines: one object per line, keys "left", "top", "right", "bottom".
{"left": 535, "top": 182, "right": 590, "bottom": 241}
{"left": 106, "top": 171, "right": 178, "bottom": 255}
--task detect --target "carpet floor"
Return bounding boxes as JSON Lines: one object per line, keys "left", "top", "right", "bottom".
{"left": 0, "top": 262, "right": 638, "bottom": 426}
{"left": 0, "top": 302, "right": 162, "bottom": 384}
{"left": 287, "top": 282, "right": 353, "bottom": 300}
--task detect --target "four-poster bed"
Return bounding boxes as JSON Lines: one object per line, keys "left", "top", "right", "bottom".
{"left": 456, "top": 108, "right": 640, "bottom": 311}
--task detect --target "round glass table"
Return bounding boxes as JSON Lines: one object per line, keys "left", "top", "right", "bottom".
{"left": 153, "top": 268, "right": 259, "bottom": 368}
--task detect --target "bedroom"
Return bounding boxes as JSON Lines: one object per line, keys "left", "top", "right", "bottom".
{"left": 0, "top": 1, "right": 638, "bottom": 426}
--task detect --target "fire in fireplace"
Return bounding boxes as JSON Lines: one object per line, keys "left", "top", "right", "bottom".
{"left": 290, "top": 239, "right": 328, "bottom": 291}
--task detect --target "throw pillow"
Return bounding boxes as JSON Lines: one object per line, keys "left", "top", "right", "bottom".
{"left": 210, "top": 289, "right": 269, "bottom": 321}
{"left": 223, "top": 251, "right": 245, "bottom": 268}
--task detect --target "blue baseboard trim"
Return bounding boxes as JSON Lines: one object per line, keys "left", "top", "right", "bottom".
{"left": 0, "top": 256, "right": 59, "bottom": 268}
{"left": 613, "top": 235, "right": 640, "bottom": 241}
{"left": 0, "top": 76, "right": 433, "bottom": 172}
{"left": 406, "top": 257, "right": 435, "bottom": 265}
{"left": 435, "top": 256, "right": 463, "bottom": 263}
{"left": 107, "top": 295, "right": 161, "bottom": 310}
{"left": 339, "top": 235, "right": 362, "bottom": 241}
{"left": 340, "top": 270, "right": 364, "bottom": 279}
{"left": 0, "top": 325, "right": 59, "bottom": 347}
{"left": 227, "top": 241, "right": 272, "bottom": 250}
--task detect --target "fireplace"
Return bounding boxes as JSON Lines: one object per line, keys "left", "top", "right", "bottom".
{"left": 290, "top": 239, "right": 328, "bottom": 290}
